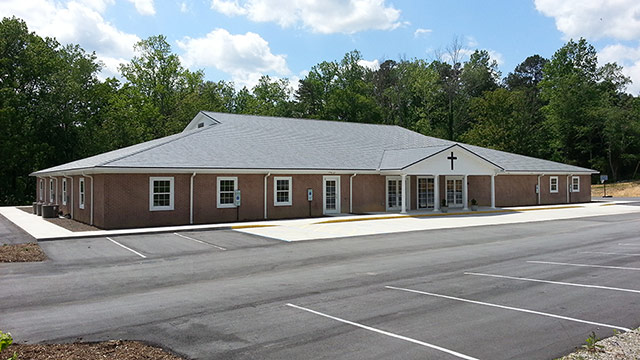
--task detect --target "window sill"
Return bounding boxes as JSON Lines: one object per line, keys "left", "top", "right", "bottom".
{"left": 150, "top": 207, "right": 174, "bottom": 211}
{"left": 274, "top": 203, "right": 292, "bottom": 207}
{"left": 217, "top": 204, "right": 236, "bottom": 209}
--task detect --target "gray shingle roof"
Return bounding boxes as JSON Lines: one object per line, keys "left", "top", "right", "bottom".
{"left": 32, "top": 112, "right": 597, "bottom": 175}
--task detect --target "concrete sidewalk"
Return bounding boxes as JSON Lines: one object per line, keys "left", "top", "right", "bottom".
{"left": 1, "top": 199, "right": 639, "bottom": 242}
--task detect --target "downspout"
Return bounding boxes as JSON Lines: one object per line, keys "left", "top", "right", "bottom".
{"left": 349, "top": 173, "right": 357, "bottom": 213}
{"left": 264, "top": 173, "right": 271, "bottom": 219}
{"left": 190, "top": 172, "right": 196, "bottom": 224}
{"left": 566, "top": 174, "right": 572, "bottom": 203}
{"left": 83, "top": 173, "right": 94, "bottom": 226}
{"left": 537, "top": 174, "right": 544, "bottom": 205}
{"left": 63, "top": 174, "right": 73, "bottom": 218}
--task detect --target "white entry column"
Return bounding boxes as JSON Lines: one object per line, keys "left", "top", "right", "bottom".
{"left": 463, "top": 175, "right": 469, "bottom": 210}
{"left": 490, "top": 174, "right": 496, "bottom": 208}
{"left": 434, "top": 174, "right": 440, "bottom": 211}
{"left": 401, "top": 174, "right": 407, "bottom": 213}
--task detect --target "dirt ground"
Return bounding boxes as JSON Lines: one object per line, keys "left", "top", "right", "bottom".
{"left": 17, "top": 206, "right": 100, "bottom": 231}
{"left": 592, "top": 180, "right": 640, "bottom": 197}
{"left": 0, "top": 340, "right": 184, "bottom": 360}
{"left": 0, "top": 243, "right": 46, "bottom": 262}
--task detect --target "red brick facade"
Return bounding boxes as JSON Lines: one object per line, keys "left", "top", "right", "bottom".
{"left": 35, "top": 173, "right": 593, "bottom": 229}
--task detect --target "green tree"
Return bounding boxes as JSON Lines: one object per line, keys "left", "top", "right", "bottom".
{"left": 118, "top": 35, "right": 204, "bottom": 137}
{"left": 461, "top": 88, "right": 545, "bottom": 156}
{"left": 0, "top": 17, "right": 103, "bottom": 204}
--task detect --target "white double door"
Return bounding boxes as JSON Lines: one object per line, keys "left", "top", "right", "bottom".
{"left": 446, "top": 176, "right": 464, "bottom": 207}
{"left": 417, "top": 177, "right": 435, "bottom": 209}
{"left": 386, "top": 176, "right": 410, "bottom": 211}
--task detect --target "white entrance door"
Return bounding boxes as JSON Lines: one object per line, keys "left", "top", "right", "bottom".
{"left": 417, "top": 177, "right": 435, "bottom": 209}
{"left": 446, "top": 177, "right": 463, "bottom": 207}
{"left": 386, "top": 177, "right": 402, "bottom": 211}
{"left": 323, "top": 176, "right": 340, "bottom": 214}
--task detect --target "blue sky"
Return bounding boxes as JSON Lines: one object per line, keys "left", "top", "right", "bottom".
{"left": 2, "top": 0, "right": 640, "bottom": 94}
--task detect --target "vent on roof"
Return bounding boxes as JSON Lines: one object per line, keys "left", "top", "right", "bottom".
{"left": 197, "top": 122, "right": 205, "bottom": 128}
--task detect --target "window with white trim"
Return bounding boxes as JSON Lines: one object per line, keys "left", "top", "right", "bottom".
{"left": 149, "top": 177, "right": 174, "bottom": 211}
{"left": 39, "top": 179, "right": 43, "bottom": 201}
{"left": 572, "top": 176, "right": 580, "bottom": 192}
{"left": 62, "top": 178, "right": 67, "bottom": 205}
{"left": 217, "top": 177, "right": 238, "bottom": 208}
{"left": 79, "top": 178, "right": 85, "bottom": 209}
{"left": 550, "top": 176, "right": 558, "bottom": 193}
{"left": 274, "top": 176, "right": 292, "bottom": 206}
{"left": 49, "top": 179, "right": 55, "bottom": 203}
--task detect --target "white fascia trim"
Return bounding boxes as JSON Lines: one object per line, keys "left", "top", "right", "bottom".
{"left": 500, "top": 171, "right": 595, "bottom": 175}
{"left": 35, "top": 168, "right": 382, "bottom": 177}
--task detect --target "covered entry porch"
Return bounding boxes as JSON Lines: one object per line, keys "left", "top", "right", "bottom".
{"left": 380, "top": 144, "right": 503, "bottom": 213}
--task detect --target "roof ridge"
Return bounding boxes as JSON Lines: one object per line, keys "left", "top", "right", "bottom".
{"left": 97, "top": 124, "right": 215, "bottom": 167}
{"left": 383, "top": 144, "right": 454, "bottom": 151}
{"left": 203, "top": 111, "right": 410, "bottom": 129}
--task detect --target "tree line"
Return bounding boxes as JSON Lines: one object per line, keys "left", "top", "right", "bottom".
{"left": 1, "top": 16, "right": 639, "bottom": 205}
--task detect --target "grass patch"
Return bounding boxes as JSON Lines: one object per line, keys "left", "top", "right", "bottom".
{"left": 0, "top": 243, "right": 46, "bottom": 262}
{"left": 592, "top": 180, "right": 640, "bottom": 197}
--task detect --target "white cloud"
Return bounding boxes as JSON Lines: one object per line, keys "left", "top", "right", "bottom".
{"left": 0, "top": 0, "right": 140, "bottom": 70}
{"left": 358, "top": 58, "right": 380, "bottom": 71}
{"left": 177, "top": 28, "right": 290, "bottom": 89}
{"left": 209, "top": 0, "right": 403, "bottom": 34}
{"left": 179, "top": 1, "right": 189, "bottom": 13}
{"left": 534, "top": 0, "right": 640, "bottom": 93}
{"left": 126, "top": 0, "right": 155, "bottom": 15}
{"left": 487, "top": 50, "right": 504, "bottom": 66}
{"left": 414, "top": 28, "right": 432, "bottom": 38}
{"left": 534, "top": 0, "right": 640, "bottom": 40}
{"left": 210, "top": 0, "right": 247, "bottom": 16}
{"left": 599, "top": 43, "right": 640, "bottom": 95}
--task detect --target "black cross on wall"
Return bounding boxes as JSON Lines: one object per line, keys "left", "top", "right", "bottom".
{"left": 447, "top": 151, "right": 457, "bottom": 170}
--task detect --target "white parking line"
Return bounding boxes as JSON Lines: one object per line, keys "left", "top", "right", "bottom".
{"left": 286, "top": 303, "right": 478, "bottom": 360}
{"left": 619, "top": 243, "right": 640, "bottom": 246}
{"left": 465, "top": 272, "right": 640, "bottom": 294}
{"left": 385, "top": 286, "right": 631, "bottom": 332}
{"left": 173, "top": 233, "right": 226, "bottom": 251}
{"left": 527, "top": 260, "right": 640, "bottom": 271}
{"left": 106, "top": 237, "right": 146, "bottom": 258}
{"left": 581, "top": 251, "right": 640, "bottom": 256}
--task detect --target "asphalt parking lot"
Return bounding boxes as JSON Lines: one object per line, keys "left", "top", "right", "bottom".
{"left": 38, "top": 230, "right": 279, "bottom": 263}
{"left": 1, "top": 211, "right": 640, "bottom": 359}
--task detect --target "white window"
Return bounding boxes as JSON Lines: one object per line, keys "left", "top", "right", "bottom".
{"left": 217, "top": 177, "right": 237, "bottom": 208}
{"left": 572, "top": 176, "right": 580, "bottom": 192}
{"left": 550, "top": 176, "right": 558, "bottom": 193}
{"left": 49, "top": 179, "right": 55, "bottom": 203}
{"left": 274, "top": 176, "right": 292, "bottom": 206}
{"left": 39, "top": 179, "right": 43, "bottom": 201}
{"left": 62, "top": 178, "right": 67, "bottom": 205}
{"left": 79, "top": 178, "right": 85, "bottom": 209}
{"left": 149, "top": 177, "right": 174, "bottom": 211}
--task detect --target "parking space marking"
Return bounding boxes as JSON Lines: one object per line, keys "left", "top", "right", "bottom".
{"left": 581, "top": 251, "right": 640, "bottom": 257}
{"left": 618, "top": 243, "right": 640, "bottom": 246}
{"left": 527, "top": 260, "right": 640, "bottom": 271}
{"left": 465, "top": 272, "right": 640, "bottom": 294}
{"left": 106, "top": 237, "right": 146, "bottom": 258}
{"left": 173, "top": 233, "right": 226, "bottom": 251}
{"left": 286, "top": 303, "right": 479, "bottom": 360}
{"left": 385, "top": 286, "right": 631, "bottom": 332}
